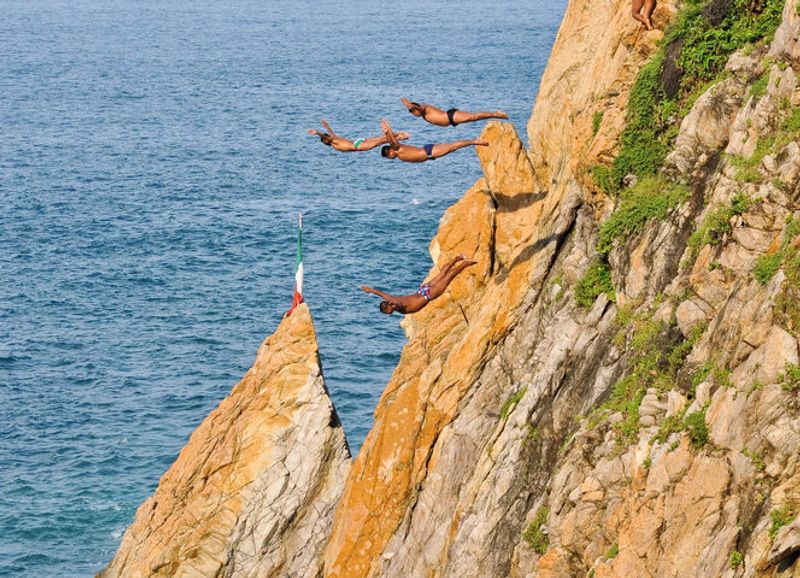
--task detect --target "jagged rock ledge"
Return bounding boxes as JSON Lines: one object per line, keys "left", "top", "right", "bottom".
{"left": 99, "top": 304, "right": 350, "bottom": 578}
{"left": 100, "top": 0, "right": 800, "bottom": 576}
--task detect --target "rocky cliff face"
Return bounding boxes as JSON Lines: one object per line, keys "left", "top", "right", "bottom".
{"left": 324, "top": 0, "right": 800, "bottom": 576}
{"left": 99, "top": 304, "right": 350, "bottom": 578}
{"left": 103, "top": 0, "right": 800, "bottom": 576}
{"left": 322, "top": 0, "right": 678, "bottom": 575}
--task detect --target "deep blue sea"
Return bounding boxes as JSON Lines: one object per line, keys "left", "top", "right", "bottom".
{"left": 0, "top": 0, "right": 565, "bottom": 574}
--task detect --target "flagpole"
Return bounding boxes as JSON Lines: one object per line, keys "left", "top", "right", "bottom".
{"left": 287, "top": 211, "right": 304, "bottom": 315}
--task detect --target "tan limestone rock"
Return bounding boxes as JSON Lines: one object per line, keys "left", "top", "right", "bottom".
{"left": 689, "top": 245, "right": 731, "bottom": 308}
{"left": 730, "top": 325, "right": 799, "bottom": 388}
{"left": 769, "top": 0, "right": 800, "bottom": 64}
{"left": 323, "top": 117, "right": 558, "bottom": 578}
{"left": 707, "top": 386, "right": 748, "bottom": 451}
{"left": 100, "top": 305, "right": 350, "bottom": 578}
{"left": 667, "top": 77, "right": 747, "bottom": 175}
{"left": 528, "top": 0, "right": 678, "bottom": 191}
{"left": 676, "top": 299, "right": 708, "bottom": 337}
{"left": 769, "top": 518, "right": 800, "bottom": 567}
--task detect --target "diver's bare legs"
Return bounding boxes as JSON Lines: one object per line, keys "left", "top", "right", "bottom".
{"left": 430, "top": 140, "right": 489, "bottom": 159}
{"left": 443, "top": 260, "right": 477, "bottom": 285}
{"left": 453, "top": 110, "right": 509, "bottom": 124}
{"left": 428, "top": 260, "right": 477, "bottom": 299}
{"left": 631, "top": 0, "right": 651, "bottom": 29}
{"left": 642, "top": 0, "right": 656, "bottom": 30}
{"left": 430, "top": 255, "right": 466, "bottom": 284}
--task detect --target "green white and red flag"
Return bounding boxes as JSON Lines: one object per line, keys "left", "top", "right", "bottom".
{"left": 287, "top": 212, "right": 304, "bottom": 315}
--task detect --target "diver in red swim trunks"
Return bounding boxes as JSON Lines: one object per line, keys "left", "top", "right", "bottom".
{"left": 308, "top": 119, "right": 410, "bottom": 152}
{"left": 360, "top": 255, "right": 477, "bottom": 315}
{"left": 400, "top": 97, "right": 508, "bottom": 127}
{"left": 378, "top": 119, "right": 487, "bottom": 163}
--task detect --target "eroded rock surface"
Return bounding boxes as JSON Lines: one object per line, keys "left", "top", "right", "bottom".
{"left": 103, "top": 1, "right": 800, "bottom": 577}
{"left": 100, "top": 304, "right": 350, "bottom": 578}
{"left": 324, "top": 1, "right": 800, "bottom": 577}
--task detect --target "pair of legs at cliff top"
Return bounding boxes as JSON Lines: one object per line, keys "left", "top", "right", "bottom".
{"left": 400, "top": 98, "right": 508, "bottom": 127}
{"left": 360, "top": 255, "right": 477, "bottom": 315}
{"left": 379, "top": 119, "right": 487, "bottom": 163}
{"left": 308, "top": 119, "right": 409, "bottom": 152}
{"left": 632, "top": 0, "right": 655, "bottom": 30}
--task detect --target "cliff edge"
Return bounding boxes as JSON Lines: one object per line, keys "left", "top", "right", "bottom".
{"left": 325, "top": 0, "right": 800, "bottom": 576}
{"left": 99, "top": 304, "right": 350, "bottom": 578}
{"left": 322, "top": 0, "right": 677, "bottom": 575}
{"left": 102, "top": 0, "right": 800, "bottom": 575}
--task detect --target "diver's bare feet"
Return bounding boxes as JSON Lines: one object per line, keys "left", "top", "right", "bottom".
{"left": 644, "top": 18, "right": 653, "bottom": 30}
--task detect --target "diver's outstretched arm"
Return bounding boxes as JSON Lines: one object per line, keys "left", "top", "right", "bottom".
{"left": 360, "top": 285, "right": 396, "bottom": 302}
{"left": 321, "top": 119, "right": 339, "bottom": 137}
{"left": 380, "top": 119, "right": 401, "bottom": 150}
{"left": 356, "top": 132, "right": 410, "bottom": 151}
{"left": 400, "top": 97, "right": 428, "bottom": 114}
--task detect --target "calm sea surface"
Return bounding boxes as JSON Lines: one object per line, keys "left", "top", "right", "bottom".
{"left": 0, "top": 0, "right": 565, "bottom": 574}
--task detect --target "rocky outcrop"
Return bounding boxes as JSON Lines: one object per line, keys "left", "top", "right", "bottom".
{"left": 322, "top": 1, "right": 680, "bottom": 577}
{"left": 99, "top": 304, "right": 350, "bottom": 578}
{"left": 323, "top": 0, "right": 800, "bottom": 577}
{"left": 527, "top": 0, "right": 678, "bottom": 191}
{"left": 104, "top": 1, "right": 800, "bottom": 576}
{"left": 322, "top": 120, "right": 577, "bottom": 578}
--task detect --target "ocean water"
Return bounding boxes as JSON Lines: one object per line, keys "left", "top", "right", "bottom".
{"left": 0, "top": 0, "right": 565, "bottom": 574}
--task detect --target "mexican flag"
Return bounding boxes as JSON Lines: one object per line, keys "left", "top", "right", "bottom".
{"left": 287, "top": 212, "right": 304, "bottom": 315}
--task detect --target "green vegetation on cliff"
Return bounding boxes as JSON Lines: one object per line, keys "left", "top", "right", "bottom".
{"left": 598, "top": 0, "right": 785, "bottom": 194}
{"left": 522, "top": 507, "right": 550, "bottom": 554}
{"left": 732, "top": 104, "right": 800, "bottom": 184}
{"left": 575, "top": 259, "right": 616, "bottom": 308}
{"left": 774, "top": 217, "right": 800, "bottom": 332}
{"left": 729, "top": 550, "right": 744, "bottom": 568}
{"left": 597, "top": 177, "right": 690, "bottom": 254}
{"left": 768, "top": 506, "right": 796, "bottom": 540}
{"left": 688, "top": 192, "right": 755, "bottom": 256}
{"left": 752, "top": 216, "right": 800, "bottom": 285}
{"left": 589, "top": 312, "right": 701, "bottom": 445}
{"left": 500, "top": 386, "right": 528, "bottom": 420}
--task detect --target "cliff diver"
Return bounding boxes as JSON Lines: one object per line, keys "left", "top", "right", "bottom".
{"left": 379, "top": 119, "right": 487, "bottom": 163}
{"left": 631, "top": 0, "right": 655, "bottom": 30}
{"left": 360, "top": 255, "right": 477, "bottom": 315}
{"left": 400, "top": 97, "right": 509, "bottom": 127}
{"left": 308, "top": 119, "right": 410, "bottom": 152}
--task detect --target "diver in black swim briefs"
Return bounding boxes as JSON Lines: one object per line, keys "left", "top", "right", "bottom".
{"left": 400, "top": 98, "right": 509, "bottom": 127}
{"left": 378, "top": 119, "right": 487, "bottom": 163}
